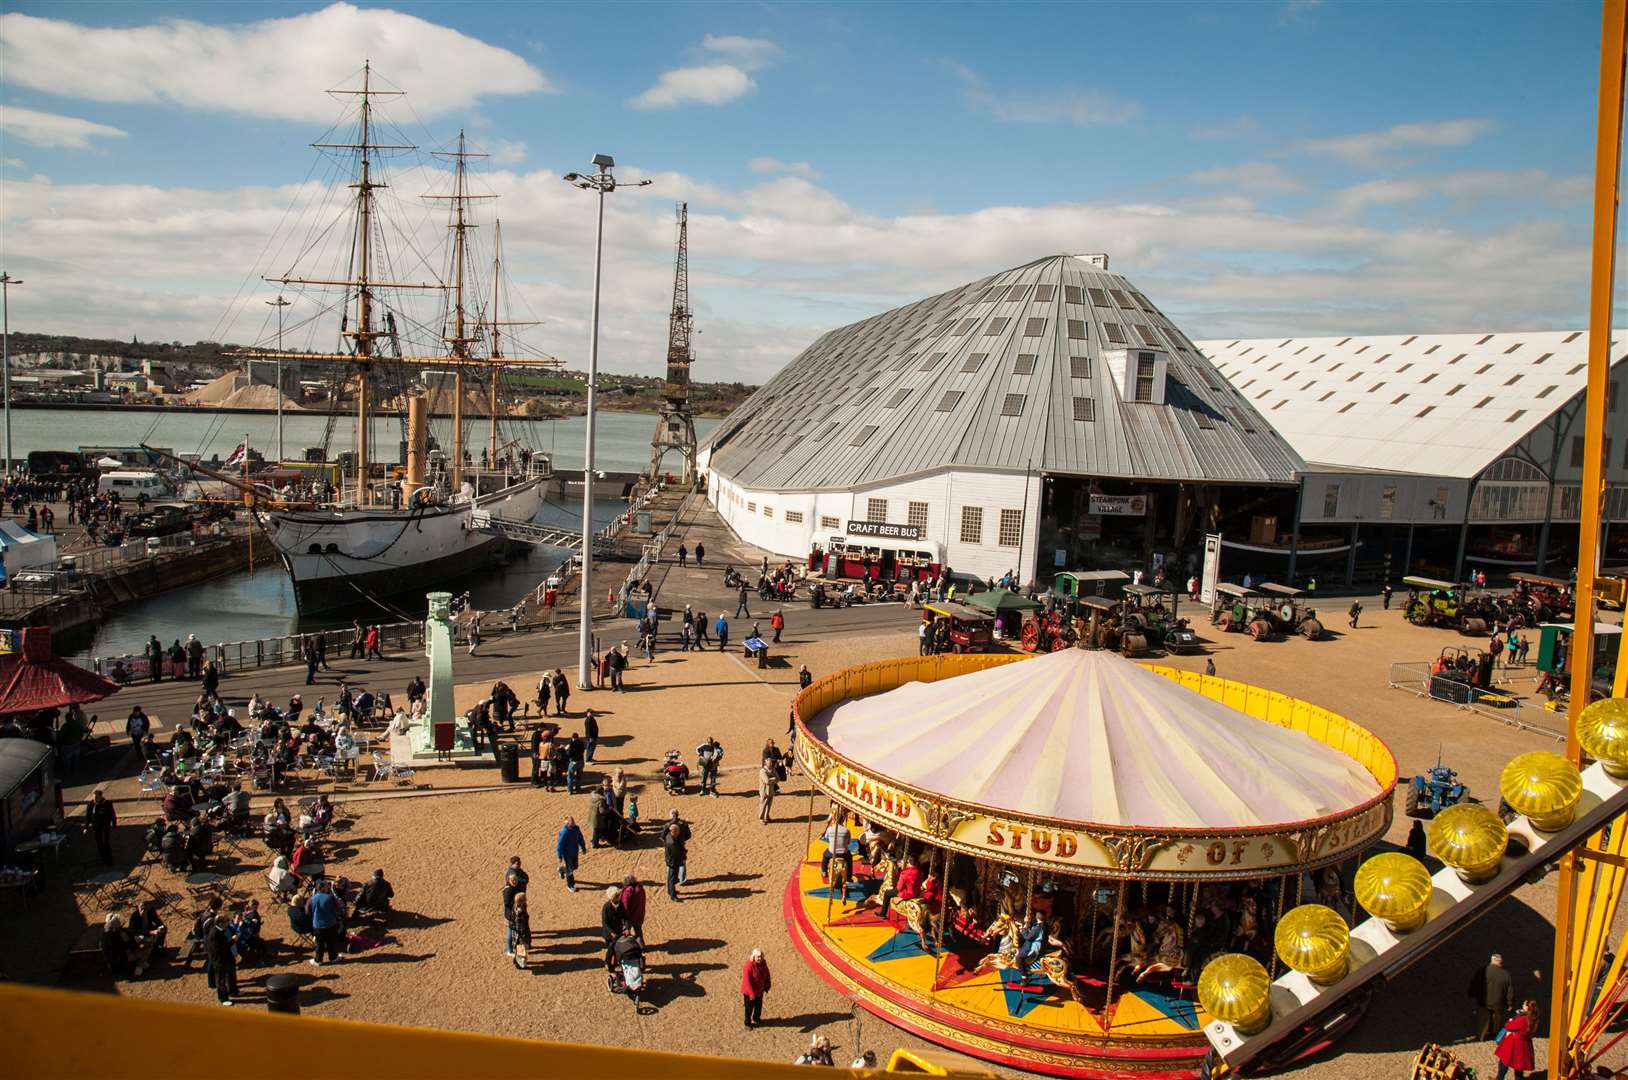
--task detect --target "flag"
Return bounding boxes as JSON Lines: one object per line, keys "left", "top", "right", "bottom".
{"left": 225, "top": 437, "right": 250, "bottom": 469}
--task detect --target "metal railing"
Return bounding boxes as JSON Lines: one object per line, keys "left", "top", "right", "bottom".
{"left": 1386, "top": 660, "right": 1564, "bottom": 740}
{"left": 618, "top": 489, "right": 694, "bottom": 610}
{"left": 90, "top": 620, "right": 426, "bottom": 680}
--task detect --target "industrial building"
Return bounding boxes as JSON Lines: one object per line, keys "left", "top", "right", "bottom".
{"left": 699, "top": 254, "right": 1304, "bottom": 584}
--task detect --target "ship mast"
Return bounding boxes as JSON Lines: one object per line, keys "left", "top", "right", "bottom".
{"left": 488, "top": 220, "right": 503, "bottom": 466}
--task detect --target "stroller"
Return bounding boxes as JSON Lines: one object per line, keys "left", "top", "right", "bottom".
{"left": 662, "top": 750, "right": 691, "bottom": 795}
{"left": 607, "top": 932, "right": 646, "bottom": 1006}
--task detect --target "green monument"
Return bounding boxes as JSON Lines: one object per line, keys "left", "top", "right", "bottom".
{"left": 411, "top": 591, "right": 475, "bottom": 758}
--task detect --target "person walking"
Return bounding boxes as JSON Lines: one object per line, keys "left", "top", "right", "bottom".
{"left": 125, "top": 706, "right": 150, "bottom": 755}
{"left": 758, "top": 759, "right": 779, "bottom": 824}
{"left": 735, "top": 585, "right": 751, "bottom": 618}
{"left": 694, "top": 541, "right": 705, "bottom": 567}
{"left": 609, "top": 644, "right": 627, "bottom": 691}
{"left": 677, "top": 543, "right": 688, "bottom": 567}
{"left": 316, "top": 631, "right": 331, "bottom": 671}
{"left": 89, "top": 789, "right": 117, "bottom": 866}
{"left": 365, "top": 625, "right": 382, "bottom": 660}
{"left": 349, "top": 620, "right": 365, "bottom": 660}
{"left": 502, "top": 865, "right": 526, "bottom": 955}
{"left": 1407, "top": 819, "right": 1428, "bottom": 860}
{"left": 696, "top": 737, "right": 723, "bottom": 797}
{"left": 304, "top": 638, "right": 319, "bottom": 685}
{"left": 556, "top": 816, "right": 586, "bottom": 891}
{"left": 1187, "top": 575, "right": 1200, "bottom": 602}
{"left": 535, "top": 672, "right": 552, "bottom": 717}
{"left": 553, "top": 668, "right": 570, "bottom": 717}
{"left": 663, "top": 820, "right": 688, "bottom": 901}
{"left": 203, "top": 898, "right": 238, "bottom": 1005}
{"left": 307, "top": 881, "right": 343, "bottom": 966}
{"left": 619, "top": 874, "right": 647, "bottom": 941}
{"left": 695, "top": 610, "right": 711, "bottom": 648}
{"left": 770, "top": 609, "right": 785, "bottom": 644}
{"left": 798, "top": 664, "right": 813, "bottom": 691}
{"left": 509, "top": 892, "right": 531, "bottom": 969}
{"left": 583, "top": 709, "right": 599, "bottom": 763}
{"left": 716, "top": 614, "right": 730, "bottom": 652}
{"left": 1468, "top": 953, "right": 1515, "bottom": 1039}
{"left": 1204, "top": 657, "right": 1216, "bottom": 677}
{"left": 1493, "top": 1000, "right": 1538, "bottom": 1080}
{"left": 187, "top": 634, "right": 205, "bottom": 678}
{"left": 599, "top": 886, "right": 628, "bottom": 969}
{"left": 1347, "top": 600, "right": 1362, "bottom": 629}
{"left": 146, "top": 634, "right": 164, "bottom": 683}
{"left": 741, "top": 948, "right": 771, "bottom": 1029}
{"left": 1382, "top": 582, "right": 1394, "bottom": 610}
{"left": 468, "top": 617, "right": 482, "bottom": 657}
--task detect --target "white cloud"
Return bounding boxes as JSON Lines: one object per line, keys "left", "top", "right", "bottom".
{"left": 1326, "top": 169, "right": 1590, "bottom": 217}
{"left": 486, "top": 140, "right": 527, "bottom": 166}
{"left": 1187, "top": 162, "right": 1303, "bottom": 194}
{"left": 629, "top": 64, "right": 755, "bottom": 109}
{"left": 950, "top": 64, "right": 1139, "bottom": 127}
{"left": 748, "top": 156, "right": 818, "bottom": 179}
{"left": 702, "top": 34, "right": 780, "bottom": 71}
{"left": 0, "top": 106, "right": 126, "bottom": 149}
{"left": 1294, "top": 119, "right": 1492, "bottom": 167}
{"left": 0, "top": 4, "right": 549, "bottom": 122}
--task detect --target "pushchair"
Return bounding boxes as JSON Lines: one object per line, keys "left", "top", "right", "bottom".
{"left": 607, "top": 933, "right": 646, "bottom": 1006}
{"left": 662, "top": 750, "right": 690, "bottom": 795}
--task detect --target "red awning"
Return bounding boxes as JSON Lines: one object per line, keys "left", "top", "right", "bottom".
{"left": 0, "top": 627, "right": 120, "bottom": 715}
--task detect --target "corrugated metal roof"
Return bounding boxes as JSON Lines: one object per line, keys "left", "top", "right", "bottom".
{"left": 705, "top": 256, "right": 1303, "bottom": 491}
{"left": 1198, "top": 329, "right": 1623, "bottom": 479}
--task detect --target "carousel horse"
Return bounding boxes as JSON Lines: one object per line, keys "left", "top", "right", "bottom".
{"left": 860, "top": 851, "right": 900, "bottom": 910}
{"left": 1135, "top": 914, "right": 1186, "bottom": 982}
{"left": 893, "top": 895, "right": 937, "bottom": 943}
{"left": 976, "top": 908, "right": 1084, "bottom": 1003}
{"left": 1231, "top": 895, "right": 1261, "bottom": 951}
{"left": 1100, "top": 916, "right": 1151, "bottom": 980}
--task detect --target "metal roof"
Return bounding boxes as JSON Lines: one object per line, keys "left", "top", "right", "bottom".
{"left": 705, "top": 256, "right": 1303, "bottom": 491}
{"left": 1198, "top": 329, "right": 1623, "bottom": 479}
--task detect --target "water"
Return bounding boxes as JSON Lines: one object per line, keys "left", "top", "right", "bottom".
{"left": 26, "top": 405, "right": 719, "bottom": 660}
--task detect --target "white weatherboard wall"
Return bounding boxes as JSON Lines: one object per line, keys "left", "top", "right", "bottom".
{"left": 706, "top": 467, "right": 1042, "bottom": 584}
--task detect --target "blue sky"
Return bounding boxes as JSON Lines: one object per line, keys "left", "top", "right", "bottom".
{"left": 0, "top": 1, "right": 1619, "bottom": 381}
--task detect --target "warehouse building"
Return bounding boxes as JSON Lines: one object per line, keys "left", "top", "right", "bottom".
{"left": 1201, "top": 329, "right": 1628, "bottom": 583}
{"left": 699, "top": 255, "right": 1304, "bottom": 584}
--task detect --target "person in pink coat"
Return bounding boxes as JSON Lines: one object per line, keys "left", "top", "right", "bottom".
{"left": 1494, "top": 998, "right": 1538, "bottom": 1080}
{"left": 741, "top": 947, "right": 771, "bottom": 1029}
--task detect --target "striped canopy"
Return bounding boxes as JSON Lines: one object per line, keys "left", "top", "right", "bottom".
{"left": 817, "top": 649, "right": 1379, "bottom": 830}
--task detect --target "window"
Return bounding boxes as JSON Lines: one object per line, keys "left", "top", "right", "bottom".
{"left": 1136, "top": 324, "right": 1161, "bottom": 346}
{"left": 1103, "top": 322, "right": 1127, "bottom": 344}
{"left": 936, "top": 390, "right": 963, "bottom": 412}
{"left": 978, "top": 286, "right": 1004, "bottom": 302}
{"left": 1573, "top": 436, "right": 1586, "bottom": 468}
{"left": 884, "top": 388, "right": 910, "bottom": 408}
{"left": 984, "top": 317, "right": 1009, "bottom": 336}
{"left": 1476, "top": 363, "right": 1494, "bottom": 374}
{"left": 1419, "top": 372, "right": 1436, "bottom": 383}
{"left": 1067, "top": 319, "right": 1088, "bottom": 340}
{"left": 1339, "top": 402, "right": 1357, "bottom": 413}
{"left": 1005, "top": 284, "right": 1029, "bottom": 302}
{"left": 998, "top": 509, "right": 1023, "bottom": 547}
{"left": 908, "top": 501, "right": 929, "bottom": 532}
{"left": 953, "top": 319, "right": 977, "bottom": 335}
{"left": 1001, "top": 393, "right": 1026, "bottom": 417}
{"left": 785, "top": 510, "right": 804, "bottom": 524}
{"left": 1110, "top": 289, "right": 1132, "bottom": 306}
{"left": 819, "top": 515, "right": 840, "bottom": 530}
{"left": 747, "top": 501, "right": 757, "bottom": 513}
{"left": 1013, "top": 354, "right": 1037, "bottom": 375}
{"left": 1323, "top": 482, "right": 1340, "bottom": 518}
{"left": 1446, "top": 383, "right": 1465, "bottom": 396}
{"left": 1417, "top": 405, "right": 1436, "bottom": 417}
{"left": 1319, "top": 391, "right": 1335, "bottom": 402}
{"left": 959, "top": 506, "right": 983, "bottom": 545}
{"left": 1229, "top": 407, "right": 1258, "bottom": 431}
{"left": 961, "top": 353, "right": 988, "bottom": 373}
{"left": 1508, "top": 410, "right": 1526, "bottom": 424}
{"left": 1033, "top": 284, "right": 1055, "bottom": 302}
{"left": 1072, "top": 397, "right": 1095, "bottom": 421}
{"left": 1070, "top": 355, "right": 1091, "bottom": 379}
{"left": 1063, "top": 285, "right": 1084, "bottom": 305}
{"left": 1536, "top": 385, "right": 1556, "bottom": 399}
{"left": 1504, "top": 373, "right": 1523, "bottom": 386}
{"left": 1023, "top": 317, "right": 1047, "bottom": 337}
{"left": 1392, "top": 393, "right": 1409, "bottom": 404}
{"left": 1133, "top": 354, "right": 1157, "bottom": 402}
{"left": 850, "top": 425, "right": 878, "bottom": 446}
{"left": 764, "top": 506, "right": 774, "bottom": 518}
{"left": 866, "top": 498, "right": 888, "bottom": 522}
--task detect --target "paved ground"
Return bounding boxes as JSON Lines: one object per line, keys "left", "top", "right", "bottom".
{"left": 7, "top": 498, "right": 1624, "bottom": 1078}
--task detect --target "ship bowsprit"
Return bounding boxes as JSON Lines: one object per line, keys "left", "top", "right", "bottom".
{"left": 467, "top": 510, "right": 614, "bottom": 554}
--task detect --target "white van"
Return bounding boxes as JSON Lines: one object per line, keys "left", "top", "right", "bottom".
{"left": 97, "top": 471, "right": 168, "bottom": 499}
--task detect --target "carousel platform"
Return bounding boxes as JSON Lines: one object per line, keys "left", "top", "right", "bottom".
{"left": 784, "top": 836, "right": 1211, "bottom": 1079}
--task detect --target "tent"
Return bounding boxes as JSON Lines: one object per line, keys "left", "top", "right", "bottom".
{"left": 0, "top": 628, "right": 120, "bottom": 717}
{"left": 0, "top": 739, "right": 55, "bottom": 857}
{"left": 815, "top": 648, "right": 1379, "bottom": 829}
{"left": 961, "top": 588, "right": 1042, "bottom": 614}
{"left": 0, "top": 521, "right": 57, "bottom": 583}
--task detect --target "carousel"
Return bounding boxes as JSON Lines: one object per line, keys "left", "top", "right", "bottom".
{"left": 786, "top": 648, "right": 1397, "bottom": 1078}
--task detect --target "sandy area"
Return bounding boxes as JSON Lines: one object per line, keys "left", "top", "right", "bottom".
{"left": 10, "top": 602, "right": 1626, "bottom": 1078}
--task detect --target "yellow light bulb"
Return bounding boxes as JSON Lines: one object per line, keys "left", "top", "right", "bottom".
{"left": 1274, "top": 904, "right": 1350, "bottom": 985}
{"left": 1579, "top": 697, "right": 1628, "bottom": 778}
{"left": 1499, "top": 751, "right": 1583, "bottom": 832}
{"left": 1427, "top": 803, "right": 1508, "bottom": 882}
{"left": 1197, "top": 953, "right": 1272, "bottom": 1033}
{"left": 1353, "top": 852, "right": 1433, "bottom": 932}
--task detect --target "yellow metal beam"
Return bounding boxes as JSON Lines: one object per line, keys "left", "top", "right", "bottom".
{"left": 0, "top": 984, "right": 992, "bottom": 1078}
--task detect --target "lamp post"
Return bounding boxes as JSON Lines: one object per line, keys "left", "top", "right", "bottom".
{"left": 266, "top": 294, "right": 292, "bottom": 462}
{"left": 1, "top": 272, "right": 22, "bottom": 477}
{"left": 562, "top": 154, "right": 651, "bottom": 689}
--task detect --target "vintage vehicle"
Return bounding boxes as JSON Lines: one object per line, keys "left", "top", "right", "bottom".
{"left": 1051, "top": 569, "right": 1131, "bottom": 615}
{"left": 125, "top": 504, "right": 196, "bottom": 539}
{"left": 1257, "top": 582, "right": 1325, "bottom": 640}
{"left": 1535, "top": 621, "right": 1623, "bottom": 702}
{"left": 1402, "top": 575, "right": 1497, "bottom": 635}
{"left": 1211, "top": 583, "right": 1277, "bottom": 640}
{"left": 1120, "top": 583, "right": 1204, "bottom": 653}
{"left": 1405, "top": 758, "right": 1468, "bottom": 818}
{"left": 922, "top": 601, "right": 996, "bottom": 653}
{"left": 811, "top": 533, "right": 942, "bottom": 585}
{"left": 1508, "top": 572, "right": 1575, "bottom": 623}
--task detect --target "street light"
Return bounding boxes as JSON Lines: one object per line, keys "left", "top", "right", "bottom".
{"left": 0, "top": 272, "right": 23, "bottom": 476}
{"left": 266, "top": 294, "right": 292, "bottom": 461}
{"left": 561, "top": 154, "right": 652, "bottom": 690}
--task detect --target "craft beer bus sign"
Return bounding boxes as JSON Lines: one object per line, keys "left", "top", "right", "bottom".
{"left": 845, "top": 520, "right": 922, "bottom": 540}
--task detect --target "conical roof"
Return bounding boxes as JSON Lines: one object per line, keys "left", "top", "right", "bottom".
{"left": 814, "top": 649, "right": 1378, "bottom": 830}
{"left": 704, "top": 254, "right": 1303, "bottom": 491}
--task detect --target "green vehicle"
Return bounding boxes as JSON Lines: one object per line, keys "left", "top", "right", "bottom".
{"left": 1211, "top": 582, "right": 1276, "bottom": 640}
{"left": 1535, "top": 621, "right": 1622, "bottom": 701}
{"left": 1402, "top": 575, "right": 1496, "bottom": 635}
{"left": 1050, "top": 569, "right": 1130, "bottom": 618}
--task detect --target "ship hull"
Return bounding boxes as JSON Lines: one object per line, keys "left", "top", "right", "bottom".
{"left": 265, "top": 477, "right": 550, "bottom": 617}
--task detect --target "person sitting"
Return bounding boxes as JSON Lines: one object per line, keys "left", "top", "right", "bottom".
{"left": 159, "top": 823, "right": 188, "bottom": 872}
{"left": 128, "top": 901, "right": 168, "bottom": 954}
{"left": 185, "top": 817, "right": 214, "bottom": 871}
{"left": 356, "top": 868, "right": 394, "bottom": 915}
{"left": 161, "top": 782, "right": 195, "bottom": 822}
{"left": 100, "top": 912, "right": 149, "bottom": 978}
{"left": 795, "top": 1036, "right": 835, "bottom": 1067}
{"left": 353, "top": 691, "right": 375, "bottom": 724}
{"left": 144, "top": 816, "right": 168, "bottom": 856}
{"left": 290, "top": 836, "right": 324, "bottom": 880}
{"left": 233, "top": 900, "right": 265, "bottom": 965}
{"left": 220, "top": 784, "right": 251, "bottom": 831}
{"left": 268, "top": 854, "right": 300, "bottom": 900}
{"left": 311, "top": 794, "right": 336, "bottom": 829}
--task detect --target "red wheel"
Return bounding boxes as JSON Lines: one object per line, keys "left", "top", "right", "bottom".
{"left": 1021, "top": 622, "right": 1040, "bottom": 652}
{"left": 1217, "top": 612, "right": 1235, "bottom": 633}
{"left": 1049, "top": 637, "right": 1069, "bottom": 652}
{"left": 1248, "top": 619, "right": 1271, "bottom": 640}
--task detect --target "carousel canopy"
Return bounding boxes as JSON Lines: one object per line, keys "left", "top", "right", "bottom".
{"left": 817, "top": 649, "right": 1379, "bottom": 830}
{"left": 0, "top": 628, "right": 120, "bottom": 716}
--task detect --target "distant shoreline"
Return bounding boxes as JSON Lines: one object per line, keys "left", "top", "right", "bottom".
{"left": 6, "top": 400, "right": 731, "bottom": 420}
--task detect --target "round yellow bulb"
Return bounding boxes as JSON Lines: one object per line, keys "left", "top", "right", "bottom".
{"left": 1499, "top": 751, "right": 1583, "bottom": 832}
{"left": 1197, "top": 953, "right": 1272, "bottom": 1033}
{"left": 1428, "top": 803, "right": 1508, "bottom": 882}
{"left": 1353, "top": 852, "right": 1433, "bottom": 931}
{"left": 1274, "top": 904, "right": 1350, "bottom": 985}
{"left": 1580, "top": 698, "right": 1628, "bottom": 778}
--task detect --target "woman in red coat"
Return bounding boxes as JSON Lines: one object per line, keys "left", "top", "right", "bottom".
{"left": 741, "top": 947, "right": 771, "bottom": 1029}
{"left": 1494, "top": 999, "right": 1538, "bottom": 1080}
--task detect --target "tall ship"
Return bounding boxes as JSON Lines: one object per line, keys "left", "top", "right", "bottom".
{"left": 226, "top": 65, "right": 554, "bottom": 615}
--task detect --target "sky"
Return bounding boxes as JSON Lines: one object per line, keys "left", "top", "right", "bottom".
{"left": 0, "top": 0, "right": 1622, "bottom": 384}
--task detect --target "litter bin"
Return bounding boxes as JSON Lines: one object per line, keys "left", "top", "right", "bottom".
{"left": 496, "top": 742, "right": 520, "bottom": 783}
{"left": 265, "top": 973, "right": 302, "bottom": 1014}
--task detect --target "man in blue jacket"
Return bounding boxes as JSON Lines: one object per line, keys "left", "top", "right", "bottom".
{"left": 307, "top": 880, "right": 343, "bottom": 966}
{"left": 715, "top": 614, "right": 730, "bottom": 652}
{"left": 556, "top": 816, "right": 586, "bottom": 892}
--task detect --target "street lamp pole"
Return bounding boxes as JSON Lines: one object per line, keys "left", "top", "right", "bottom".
{"left": 267, "top": 294, "right": 292, "bottom": 461}
{"left": 562, "top": 155, "right": 651, "bottom": 689}
{"left": 0, "top": 272, "right": 23, "bottom": 477}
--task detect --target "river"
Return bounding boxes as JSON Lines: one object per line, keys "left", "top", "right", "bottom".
{"left": 12, "top": 407, "right": 720, "bottom": 660}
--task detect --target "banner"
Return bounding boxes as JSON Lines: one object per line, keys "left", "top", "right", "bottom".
{"left": 1201, "top": 533, "right": 1222, "bottom": 605}
{"left": 1088, "top": 494, "right": 1147, "bottom": 516}
{"left": 845, "top": 520, "right": 921, "bottom": 541}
